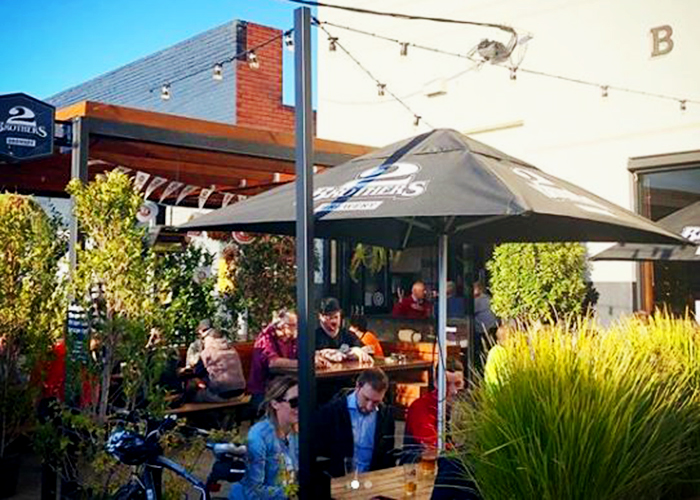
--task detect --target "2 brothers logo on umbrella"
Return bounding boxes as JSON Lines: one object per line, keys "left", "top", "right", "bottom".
{"left": 313, "top": 162, "right": 429, "bottom": 213}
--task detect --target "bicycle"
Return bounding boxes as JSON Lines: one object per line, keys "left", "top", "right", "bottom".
{"left": 106, "top": 413, "right": 246, "bottom": 500}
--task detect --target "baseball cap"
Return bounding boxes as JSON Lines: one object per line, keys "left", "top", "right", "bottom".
{"left": 319, "top": 297, "right": 341, "bottom": 315}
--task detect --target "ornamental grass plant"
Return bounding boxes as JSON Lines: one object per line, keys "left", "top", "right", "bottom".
{"left": 452, "top": 314, "right": 700, "bottom": 500}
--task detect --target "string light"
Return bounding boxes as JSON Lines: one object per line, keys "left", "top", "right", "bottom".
{"left": 400, "top": 42, "right": 409, "bottom": 56}
{"left": 680, "top": 100, "right": 687, "bottom": 111}
{"left": 509, "top": 67, "right": 517, "bottom": 81}
{"left": 247, "top": 51, "right": 260, "bottom": 69}
{"left": 413, "top": 115, "right": 421, "bottom": 126}
{"left": 148, "top": 29, "right": 289, "bottom": 97}
{"left": 377, "top": 83, "right": 386, "bottom": 96}
{"left": 318, "top": 23, "right": 434, "bottom": 129}
{"left": 601, "top": 85, "right": 608, "bottom": 98}
{"left": 212, "top": 63, "right": 223, "bottom": 81}
{"left": 284, "top": 31, "right": 294, "bottom": 51}
{"left": 160, "top": 84, "right": 171, "bottom": 101}
{"left": 328, "top": 36, "right": 338, "bottom": 51}
{"left": 317, "top": 18, "right": 699, "bottom": 112}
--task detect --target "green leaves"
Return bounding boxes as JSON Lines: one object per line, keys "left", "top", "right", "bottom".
{"left": 453, "top": 315, "right": 700, "bottom": 500}
{"left": 0, "top": 194, "right": 65, "bottom": 457}
{"left": 487, "top": 243, "right": 591, "bottom": 323}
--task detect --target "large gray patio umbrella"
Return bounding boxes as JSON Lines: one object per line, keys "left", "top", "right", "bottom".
{"left": 591, "top": 200, "right": 700, "bottom": 261}
{"left": 181, "top": 128, "right": 685, "bottom": 451}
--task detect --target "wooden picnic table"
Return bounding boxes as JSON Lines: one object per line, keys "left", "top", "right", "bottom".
{"left": 331, "top": 465, "right": 435, "bottom": 499}
{"left": 271, "top": 357, "right": 433, "bottom": 379}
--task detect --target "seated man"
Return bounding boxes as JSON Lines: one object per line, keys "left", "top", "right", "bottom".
{"left": 315, "top": 368, "right": 396, "bottom": 477}
{"left": 392, "top": 281, "right": 433, "bottom": 319}
{"left": 404, "top": 356, "right": 464, "bottom": 460}
{"left": 315, "top": 297, "right": 372, "bottom": 364}
{"left": 474, "top": 281, "right": 498, "bottom": 338}
{"left": 247, "top": 310, "right": 299, "bottom": 409}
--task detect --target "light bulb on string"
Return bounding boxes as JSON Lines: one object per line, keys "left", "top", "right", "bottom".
{"left": 400, "top": 42, "right": 408, "bottom": 56}
{"left": 247, "top": 52, "right": 260, "bottom": 69}
{"left": 160, "top": 84, "right": 171, "bottom": 101}
{"left": 680, "top": 100, "right": 687, "bottom": 111}
{"left": 413, "top": 115, "right": 421, "bottom": 127}
{"left": 284, "top": 31, "right": 294, "bottom": 51}
{"left": 601, "top": 85, "right": 608, "bottom": 98}
{"left": 377, "top": 83, "right": 386, "bottom": 96}
{"left": 212, "top": 63, "right": 223, "bottom": 81}
{"left": 509, "top": 67, "right": 517, "bottom": 81}
{"left": 328, "top": 37, "right": 338, "bottom": 52}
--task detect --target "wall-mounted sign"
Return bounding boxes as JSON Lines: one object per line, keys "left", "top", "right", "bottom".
{"left": 0, "top": 93, "right": 55, "bottom": 161}
{"left": 136, "top": 200, "right": 159, "bottom": 225}
{"left": 232, "top": 231, "right": 255, "bottom": 245}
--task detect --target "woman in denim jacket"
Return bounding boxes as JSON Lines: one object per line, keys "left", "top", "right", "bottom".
{"left": 230, "top": 376, "right": 299, "bottom": 499}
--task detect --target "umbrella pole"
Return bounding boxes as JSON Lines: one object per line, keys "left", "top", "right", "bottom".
{"left": 437, "top": 233, "right": 448, "bottom": 451}
{"left": 293, "top": 7, "right": 316, "bottom": 499}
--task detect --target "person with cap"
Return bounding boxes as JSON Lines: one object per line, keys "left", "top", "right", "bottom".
{"left": 316, "top": 297, "right": 373, "bottom": 364}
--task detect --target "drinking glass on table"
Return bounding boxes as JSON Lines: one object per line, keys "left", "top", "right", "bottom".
{"left": 419, "top": 448, "right": 438, "bottom": 478}
{"left": 344, "top": 457, "right": 360, "bottom": 491}
{"left": 403, "top": 462, "right": 418, "bottom": 497}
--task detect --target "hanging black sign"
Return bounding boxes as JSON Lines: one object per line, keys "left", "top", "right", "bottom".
{"left": 0, "top": 93, "right": 55, "bottom": 161}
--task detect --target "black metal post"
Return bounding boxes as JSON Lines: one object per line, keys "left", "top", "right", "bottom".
{"left": 294, "top": 7, "right": 316, "bottom": 499}
{"left": 68, "top": 117, "right": 88, "bottom": 271}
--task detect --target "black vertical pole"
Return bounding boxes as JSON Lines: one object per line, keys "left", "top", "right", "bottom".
{"left": 294, "top": 7, "right": 316, "bottom": 500}
{"left": 68, "top": 117, "right": 88, "bottom": 272}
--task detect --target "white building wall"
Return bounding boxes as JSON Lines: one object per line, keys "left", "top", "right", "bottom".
{"left": 316, "top": 0, "right": 700, "bottom": 323}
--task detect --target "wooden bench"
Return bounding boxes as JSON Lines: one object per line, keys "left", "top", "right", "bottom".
{"left": 165, "top": 393, "right": 251, "bottom": 416}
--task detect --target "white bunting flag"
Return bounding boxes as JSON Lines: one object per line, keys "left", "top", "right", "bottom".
{"left": 198, "top": 186, "right": 215, "bottom": 209}
{"left": 176, "top": 185, "right": 198, "bottom": 205}
{"left": 133, "top": 171, "right": 151, "bottom": 192}
{"left": 144, "top": 176, "right": 167, "bottom": 200}
{"left": 159, "top": 181, "right": 184, "bottom": 203}
{"left": 221, "top": 193, "right": 235, "bottom": 207}
{"left": 112, "top": 166, "right": 132, "bottom": 175}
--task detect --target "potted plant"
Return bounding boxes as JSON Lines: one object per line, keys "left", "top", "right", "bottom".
{"left": 0, "top": 194, "right": 65, "bottom": 497}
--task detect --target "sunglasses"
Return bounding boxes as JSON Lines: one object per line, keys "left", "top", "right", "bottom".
{"left": 282, "top": 396, "right": 299, "bottom": 409}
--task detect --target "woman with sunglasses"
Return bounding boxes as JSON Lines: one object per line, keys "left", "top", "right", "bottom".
{"left": 229, "top": 375, "right": 299, "bottom": 499}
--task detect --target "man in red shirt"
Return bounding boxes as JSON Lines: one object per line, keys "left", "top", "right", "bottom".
{"left": 391, "top": 281, "right": 433, "bottom": 319}
{"left": 404, "top": 356, "right": 464, "bottom": 458}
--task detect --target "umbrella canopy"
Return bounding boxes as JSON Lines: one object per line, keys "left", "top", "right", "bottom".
{"left": 182, "top": 129, "right": 684, "bottom": 247}
{"left": 181, "top": 128, "right": 686, "bottom": 453}
{"left": 591, "top": 201, "right": 700, "bottom": 261}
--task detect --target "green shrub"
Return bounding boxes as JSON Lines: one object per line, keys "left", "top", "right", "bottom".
{"left": 0, "top": 194, "right": 65, "bottom": 458}
{"left": 486, "top": 242, "right": 593, "bottom": 323}
{"left": 453, "top": 315, "right": 700, "bottom": 500}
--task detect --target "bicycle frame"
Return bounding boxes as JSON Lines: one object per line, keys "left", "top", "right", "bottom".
{"left": 134, "top": 456, "right": 210, "bottom": 500}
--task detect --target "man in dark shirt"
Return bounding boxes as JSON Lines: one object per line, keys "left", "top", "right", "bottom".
{"left": 315, "top": 297, "right": 373, "bottom": 364}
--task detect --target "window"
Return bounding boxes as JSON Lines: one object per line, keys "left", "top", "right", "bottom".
{"left": 632, "top": 152, "right": 700, "bottom": 314}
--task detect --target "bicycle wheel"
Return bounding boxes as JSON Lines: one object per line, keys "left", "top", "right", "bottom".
{"left": 111, "top": 480, "right": 146, "bottom": 500}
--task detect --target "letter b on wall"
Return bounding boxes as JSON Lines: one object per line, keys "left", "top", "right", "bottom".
{"left": 650, "top": 25, "right": 674, "bottom": 57}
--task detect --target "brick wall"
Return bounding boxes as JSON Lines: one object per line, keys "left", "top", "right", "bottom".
{"left": 235, "top": 22, "right": 296, "bottom": 133}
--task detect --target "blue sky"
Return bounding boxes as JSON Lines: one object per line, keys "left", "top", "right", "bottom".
{"left": 0, "top": 0, "right": 312, "bottom": 104}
